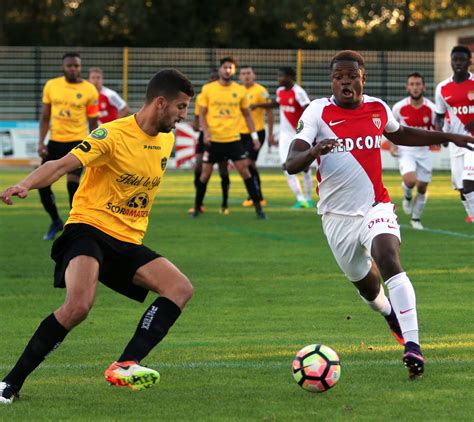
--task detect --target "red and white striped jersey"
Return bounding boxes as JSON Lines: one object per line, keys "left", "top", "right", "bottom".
{"left": 276, "top": 84, "right": 310, "bottom": 142}
{"left": 392, "top": 96, "right": 436, "bottom": 152}
{"left": 293, "top": 95, "right": 400, "bottom": 216}
{"left": 99, "top": 86, "right": 127, "bottom": 124}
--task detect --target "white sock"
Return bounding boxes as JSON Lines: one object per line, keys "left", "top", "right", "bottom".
{"left": 384, "top": 272, "right": 419, "bottom": 345}
{"left": 285, "top": 171, "right": 305, "bottom": 202}
{"left": 402, "top": 182, "right": 413, "bottom": 200}
{"left": 302, "top": 169, "right": 314, "bottom": 201}
{"left": 461, "top": 199, "right": 471, "bottom": 218}
{"left": 465, "top": 191, "right": 474, "bottom": 219}
{"left": 412, "top": 192, "right": 427, "bottom": 220}
{"left": 358, "top": 284, "right": 392, "bottom": 316}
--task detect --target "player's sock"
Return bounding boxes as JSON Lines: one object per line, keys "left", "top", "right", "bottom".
{"left": 464, "top": 191, "right": 474, "bottom": 220}
{"left": 194, "top": 179, "right": 208, "bottom": 210}
{"left": 285, "top": 171, "right": 305, "bottom": 202}
{"left": 244, "top": 177, "right": 263, "bottom": 212}
{"left": 302, "top": 169, "right": 313, "bottom": 202}
{"left": 67, "top": 181, "right": 79, "bottom": 208}
{"left": 119, "top": 297, "right": 181, "bottom": 362}
{"left": 249, "top": 166, "right": 263, "bottom": 201}
{"left": 402, "top": 181, "right": 413, "bottom": 200}
{"left": 3, "top": 314, "right": 68, "bottom": 392}
{"left": 220, "top": 175, "right": 230, "bottom": 208}
{"left": 38, "top": 186, "right": 60, "bottom": 221}
{"left": 193, "top": 169, "right": 201, "bottom": 189}
{"left": 384, "top": 272, "right": 419, "bottom": 345}
{"left": 412, "top": 192, "right": 427, "bottom": 220}
{"left": 358, "top": 285, "right": 391, "bottom": 316}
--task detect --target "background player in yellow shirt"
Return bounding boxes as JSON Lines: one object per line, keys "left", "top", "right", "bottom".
{"left": 0, "top": 70, "right": 194, "bottom": 402}
{"left": 38, "top": 52, "right": 99, "bottom": 240}
{"left": 239, "top": 65, "right": 275, "bottom": 207}
{"left": 192, "top": 57, "right": 266, "bottom": 219}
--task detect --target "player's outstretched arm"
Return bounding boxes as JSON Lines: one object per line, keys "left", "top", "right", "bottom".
{"left": 250, "top": 100, "right": 279, "bottom": 110}
{"left": 386, "top": 126, "right": 474, "bottom": 151}
{"left": 285, "top": 138, "right": 338, "bottom": 174}
{"left": 0, "top": 154, "right": 82, "bottom": 205}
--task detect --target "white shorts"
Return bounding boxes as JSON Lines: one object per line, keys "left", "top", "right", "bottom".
{"left": 398, "top": 147, "right": 432, "bottom": 183}
{"left": 462, "top": 149, "right": 474, "bottom": 182}
{"left": 450, "top": 154, "right": 465, "bottom": 190}
{"left": 321, "top": 203, "right": 401, "bottom": 282}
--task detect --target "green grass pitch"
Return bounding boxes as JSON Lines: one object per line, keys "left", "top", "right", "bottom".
{"left": 0, "top": 169, "right": 473, "bottom": 421}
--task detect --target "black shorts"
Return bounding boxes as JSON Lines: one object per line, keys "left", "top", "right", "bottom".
{"left": 195, "top": 132, "right": 206, "bottom": 154}
{"left": 241, "top": 129, "right": 266, "bottom": 161}
{"left": 43, "top": 140, "right": 83, "bottom": 177}
{"left": 51, "top": 223, "right": 162, "bottom": 302}
{"left": 203, "top": 140, "right": 247, "bottom": 164}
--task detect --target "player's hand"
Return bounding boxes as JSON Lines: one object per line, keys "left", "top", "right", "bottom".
{"left": 38, "top": 142, "right": 48, "bottom": 158}
{"left": 464, "top": 120, "right": 474, "bottom": 133}
{"left": 203, "top": 131, "right": 211, "bottom": 146}
{"left": 0, "top": 185, "right": 29, "bottom": 205}
{"left": 311, "top": 139, "right": 339, "bottom": 157}
{"left": 389, "top": 144, "right": 398, "bottom": 157}
{"left": 249, "top": 104, "right": 258, "bottom": 111}
{"left": 252, "top": 139, "right": 261, "bottom": 151}
{"left": 268, "top": 133, "right": 277, "bottom": 146}
{"left": 449, "top": 135, "right": 474, "bottom": 151}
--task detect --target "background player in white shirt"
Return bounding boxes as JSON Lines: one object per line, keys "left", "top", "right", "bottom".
{"left": 391, "top": 72, "right": 436, "bottom": 230}
{"left": 285, "top": 50, "right": 474, "bottom": 379}
{"left": 434, "top": 46, "right": 474, "bottom": 223}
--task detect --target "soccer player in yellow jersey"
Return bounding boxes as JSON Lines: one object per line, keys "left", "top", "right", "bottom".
{"left": 0, "top": 70, "right": 195, "bottom": 403}
{"left": 38, "top": 52, "right": 99, "bottom": 240}
{"left": 193, "top": 57, "right": 266, "bottom": 219}
{"left": 239, "top": 65, "right": 275, "bottom": 207}
{"left": 189, "top": 68, "right": 232, "bottom": 214}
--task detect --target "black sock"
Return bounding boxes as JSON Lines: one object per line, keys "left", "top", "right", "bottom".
{"left": 220, "top": 175, "right": 230, "bottom": 208}
{"left": 244, "top": 177, "right": 262, "bottom": 212}
{"left": 67, "top": 181, "right": 79, "bottom": 208}
{"left": 249, "top": 167, "right": 263, "bottom": 201}
{"left": 195, "top": 179, "right": 208, "bottom": 210}
{"left": 119, "top": 297, "right": 181, "bottom": 362}
{"left": 194, "top": 169, "right": 201, "bottom": 189}
{"left": 38, "top": 186, "right": 60, "bottom": 221}
{"left": 3, "top": 314, "right": 68, "bottom": 392}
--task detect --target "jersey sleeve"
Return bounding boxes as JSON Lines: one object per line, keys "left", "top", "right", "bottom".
{"left": 86, "top": 88, "right": 100, "bottom": 118}
{"left": 295, "top": 86, "right": 311, "bottom": 107}
{"left": 260, "top": 87, "right": 271, "bottom": 103}
{"left": 292, "top": 101, "right": 320, "bottom": 146}
{"left": 109, "top": 90, "right": 127, "bottom": 111}
{"left": 69, "top": 126, "right": 114, "bottom": 167}
{"left": 434, "top": 83, "right": 447, "bottom": 115}
{"left": 42, "top": 81, "right": 51, "bottom": 104}
{"left": 391, "top": 101, "right": 402, "bottom": 123}
{"left": 381, "top": 100, "right": 400, "bottom": 133}
{"left": 275, "top": 88, "right": 281, "bottom": 104}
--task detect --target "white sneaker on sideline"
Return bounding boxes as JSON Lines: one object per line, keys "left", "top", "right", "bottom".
{"left": 402, "top": 198, "right": 413, "bottom": 215}
{"left": 410, "top": 219, "right": 424, "bottom": 230}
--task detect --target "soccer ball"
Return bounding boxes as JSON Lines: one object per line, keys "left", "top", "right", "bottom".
{"left": 292, "top": 344, "right": 341, "bottom": 392}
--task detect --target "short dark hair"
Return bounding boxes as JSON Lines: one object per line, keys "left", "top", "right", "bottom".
{"left": 62, "top": 52, "right": 81, "bottom": 61}
{"left": 220, "top": 56, "right": 237, "bottom": 67}
{"left": 145, "top": 69, "right": 194, "bottom": 103}
{"left": 278, "top": 66, "right": 296, "bottom": 79}
{"left": 330, "top": 50, "right": 365, "bottom": 70}
{"left": 451, "top": 45, "right": 472, "bottom": 58}
{"left": 240, "top": 65, "right": 253, "bottom": 70}
{"left": 407, "top": 72, "right": 425, "bottom": 84}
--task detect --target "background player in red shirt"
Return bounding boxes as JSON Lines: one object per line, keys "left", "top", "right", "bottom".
{"left": 286, "top": 50, "right": 473, "bottom": 379}
{"left": 390, "top": 72, "right": 436, "bottom": 230}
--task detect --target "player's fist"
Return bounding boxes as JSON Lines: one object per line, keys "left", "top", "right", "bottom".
{"left": 38, "top": 143, "right": 48, "bottom": 158}
{"left": 312, "top": 139, "right": 339, "bottom": 157}
{"left": 0, "top": 185, "right": 29, "bottom": 205}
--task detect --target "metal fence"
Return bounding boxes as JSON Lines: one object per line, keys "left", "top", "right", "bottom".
{"left": 0, "top": 47, "right": 435, "bottom": 121}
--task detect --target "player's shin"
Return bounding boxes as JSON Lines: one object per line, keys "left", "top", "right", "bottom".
{"left": 302, "top": 169, "right": 313, "bottom": 202}
{"left": 66, "top": 181, "right": 79, "bottom": 208}
{"left": 384, "top": 272, "right": 419, "bottom": 345}
{"left": 194, "top": 179, "right": 208, "bottom": 210}
{"left": 3, "top": 314, "right": 69, "bottom": 393}
{"left": 38, "top": 186, "right": 60, "bottom": 221}
{"left": 118, "top": 297, "right": 181, "bottom": 363}
{"left": 464, "top": 191, "right": 474, "bottom": 220}
{"left": 220, "top": 174, "right": 230, "bottom": 208}
{"left": 358, "top": 284, "right": 391, "bottom": 316}
{"left": 285, "top": 172, "right": 305, "bottom": 202}
{"left": 243, "top": 177, "right": 262, "bottom": 212}
{"left": 412, "top": 192, "right": 427, "bottom": 220}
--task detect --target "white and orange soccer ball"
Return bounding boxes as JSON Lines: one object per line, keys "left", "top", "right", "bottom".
{"left": 292, "top": 344, "right": 341, "bottom": 392}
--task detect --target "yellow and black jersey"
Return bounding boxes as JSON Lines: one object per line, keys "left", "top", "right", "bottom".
{"left": 200, "top": 81, "right": 248, "bottom": 143}
{"left": 42, "top": 76, "right": 99, "bottom": 142}
{"left": 239, "top": 83, "right": 270, "bottom": 134}
{"left": 67, "top": 115, "right": 174, "bottom": 244}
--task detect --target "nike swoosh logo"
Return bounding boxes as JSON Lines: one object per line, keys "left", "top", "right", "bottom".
{"left": 444, "top": 96, "right": 452, "bottom": 100}
{"left": 329, "top": 120, "right": 345, "bottom": 126}
{"left": 115, "top": 364, "right": 131, "bottom": 370}
{"left": 388, "top": 224, "right": 398, "bottom": 229}
{"left": 400, "top": 308, "right": 414, "bottom": 314}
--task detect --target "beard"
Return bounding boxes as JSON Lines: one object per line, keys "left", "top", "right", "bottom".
{"left": 409, "top": 93, "right": 423, "bottom": 100}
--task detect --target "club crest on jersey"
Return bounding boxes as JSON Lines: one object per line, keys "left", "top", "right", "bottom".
{"left": 76, "top": 93, "right": 82, "bottom": 99}
{"left": 468, "top": 91, "right": 474, "bottom": 101}
{"left": 296, "top": 120, "right": 304, "bottom": 133}
{"left": 423, "top": 116, "right": 430, "bottom": 124}
{"left": 289, "top": 98, "right": 294, "bottom": 105}
{"left": 91, "top": 128, "right": 108, "bottom": 140}
{"left": 372, "top": 114, "right": 381, "bottom": 129}
{"left": 161, "top": 157, "right": 168, "bottom": 170}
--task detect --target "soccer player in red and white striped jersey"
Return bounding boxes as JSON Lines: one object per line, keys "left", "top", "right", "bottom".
{"left": 434, "top": 45, "right": 474, "bottom": 222}
{"left": 391, "top": 72, "right": 436, "bottom": 230}
{"left": 286, "top": 50, "right": 473, "bottom": 379}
